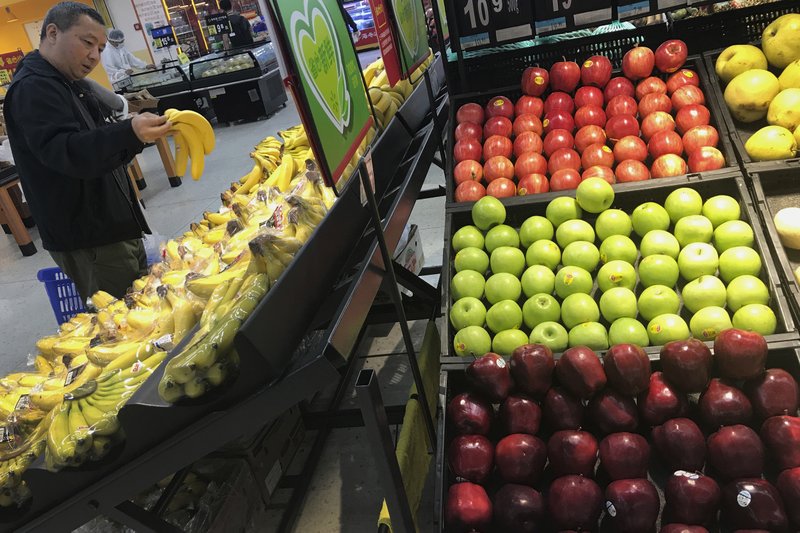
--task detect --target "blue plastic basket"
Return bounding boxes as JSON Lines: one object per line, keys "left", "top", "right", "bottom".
{"left": 37, "top": 267, "right": 86, "bottom": 325}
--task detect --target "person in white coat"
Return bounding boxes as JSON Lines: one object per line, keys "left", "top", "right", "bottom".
{"left": 101, "top": 28, "right": 154, "bottom": 83}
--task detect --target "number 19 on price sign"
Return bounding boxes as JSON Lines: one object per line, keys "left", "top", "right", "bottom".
{"left": 454, "top": 0, "right": 533, "bottom": 51}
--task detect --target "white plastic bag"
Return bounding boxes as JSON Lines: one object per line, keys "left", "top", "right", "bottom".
{"left": 0, "top": 139, "right": 14, "bottom": 164}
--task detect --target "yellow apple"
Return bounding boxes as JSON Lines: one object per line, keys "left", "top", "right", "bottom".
{"left": 779, "top": 59, "right": 800, "bottom": 90}
{"left": 774, "top": 208, "right": 800, "bottom": 250}
{"left": 724, "top": 69, "right": 781, "bottom": 122}
{"left": 716, "top": 45, "right": 768, "bottom": 84}
{"left": 795, "top": 124, "right": 800, "bottom": 148}
{"left": 762, "top": 13, "right": 800, "bottom": 69}
{"left": 768, "top": 88, "right": 800, "bottom": 130}
{"left": 744, "top": 125, "right": 797, "bottom": 161}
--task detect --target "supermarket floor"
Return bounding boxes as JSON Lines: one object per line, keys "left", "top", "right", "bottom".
{"left": 0, "top": 90, "right": 446, "bottom": 530}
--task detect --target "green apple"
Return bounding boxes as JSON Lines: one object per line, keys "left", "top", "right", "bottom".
{"left": 674, "top": 215, "right": 714, "bottom": 247}
{"left": 690, "top": 306, "right": 732, "bottom": 341}
{"left": 599, "top": 287, "right": 638, "bottom": 322}
{"left": 530, "top": 321, "right": 569, "bottom": 352}
{"left": 546, "top": 196, "right": 582, "bottom": 228}
{"left": 568, "top": 322, "right": 609, "bottom": 350}
{"left": 484, "top": 272, "right": 522, "bottom": 304}
{"left": 554, "top": 266, "right": 594, "bottom": 298}
{"left": 732, "top": 303, "right": 777, "bottom": 335}
{"left": 678, "top": 242, "right": 719, "bottom": 281}
{"left": 486, "top": 300, "right": 524, "bottom": 333}
{"left": 632, "top": 202, "right": 671, "bottom": 237}
{"left": 491, "top": 246, "right": 526, "bottom": 277}
{"left": 519, "top": 215, "right": 554, "bottom": 248}
{"left": 556, "top": 219, "right": 596, "bottom": 249}
{"left": 455, "top": 247, "right": 489, "bottom": 273}
{"left": 664, "top": 187, "right": 704, "bottom": 224}
{"left": 521, "top": 265, "right": 556, "bottom": 298}
{"left": 453, "top": 325, "right": 492, "bottom": 357}
{"left": 576, "top": 177, "right": 615, "bottom": 213}
{"left": 595, "top": 209, "right": 633, "bottom": 241}
{"left": 492, "top": 329, "right": 530, "bottom": 357}
{"left": 726, "top": 274, "right": 770, "bottom": 312}
{"left": 640, "top": 230, "right": 681, "bottom": 259}
{"left": 526, "top": 239, "right": 561, "bottom": 270}
{"left": 596, "top": 260, "right": 637, "bottom": 292}
{"left": 599, "top": 235, "right": 638, "bottom": 265}
{"left": 647, "top": 313, "right": 691, "bottom": 345}
{"left": 638, "top": 254, "right": 679, "bottom": 288}
{"left": 450, "top": 297, "right": 487, "bottom": 330}
{"left": 472, "top": 195, "right": 506, "bottom": 230}
{"left": 561, "top": 241, "right": 601, "bottom": 272}
{"left": 523, "top": 293, "right": 561, "bottom": 329}
{"left": 452, "top": 225, "right": 484, "bottom": 252}
{"left": 485, "top": 224, "right": 520, "bottom": 253}
{"left": 608, "top": 317, "right": 650, "bottom": 347}
{"left": 702, "top": 195, "right": 741, "bottom": 228}
{"left": 638, "top": 285, "right": 681, "bottom": 321}
{"left": 719, "top": 246, "right": 762, "bottom": 283}
{"left": 451, "top": 270, "right": 485, "bottom": 300}
{"left": 713, "top": 220, "right": 755, "bottom": 252}
{"left": 681, "top": 275, "right": 727, "bottom": 314}
{"left": 561, "top": 293, "right": 600, "bottom": 329}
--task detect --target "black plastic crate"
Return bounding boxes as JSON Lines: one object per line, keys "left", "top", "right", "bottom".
{"left": 747, "top": 161, "right": 800, "bottom": 325}
{"left": 434, "top": 338, "right": 800, "bottom": 533}
{"left": 445, "top": 55, "right": 738, "bottom": 210}
{"left": 440, "top": 171, "right": 796, "bottom": 362}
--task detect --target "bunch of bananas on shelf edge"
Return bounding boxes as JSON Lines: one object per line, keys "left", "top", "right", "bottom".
{"left": 166, "top": 109, "right": 215, "bottom": 181}
{"left": 364, "top": 50, "right": 434, "bottom": 128}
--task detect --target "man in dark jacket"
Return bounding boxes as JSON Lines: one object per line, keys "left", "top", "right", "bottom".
{"left": 219, "top": 0, "right": 254, "bottom": 49}
{"left": 3, "top": 1, "right": 171, "bottom": 301}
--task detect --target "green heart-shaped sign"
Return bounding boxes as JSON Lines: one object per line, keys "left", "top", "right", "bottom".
{"left": 290, "top": 0, "right": 351, "bottom": 133}
{"left": 392, "top": 0, "right": 422, "bottom": 60}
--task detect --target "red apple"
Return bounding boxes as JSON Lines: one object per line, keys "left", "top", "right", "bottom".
{"left": 548, "top": 475, "right": 603, "bottom": 531}
{"left": 543, "top": 386, "right": 585, "bottom": 430}
{"left": 487, "top": 177, "right": 516, "bottom": 198}
{"left": 699, "top": 378, "right": 753, "bottom": 428}
{"left": 513, "top": 114, "right": 543, "bottom": 137}
{"left": 455, "top": 121, "right": 482, "bottom": 142}
{"left": 588, "top": 389, "right": 639, "bottom": 434}
{"left": 521, "top": 66, "right": 549, "bottom": 97}
{"left": 606, "top": 94, "right": 639, "bottom": 118}
{"left": 581, "top": 143, "right": 614, "bottom": 168}
{"left": 638, "top": 371, "right": 689, "bottom": 426}
{"left": 549, "top": 168, "right": 581, "bottom": 190}
{"left": 582, "top": 165, "right": 615, "bottom": 183}
{"left": 641, "top": 111, "right": 676, "bottom": 142}
{"left": 639, "top": 92, "right": 672, "bottom": 117}
{"left": 707, "top": 424, "right": 764, "bottom": 480}
{"left": 660, "top": 338, "right": 713, "bottom": 393}
{"left": 651, "top": 154, "right": 688, "bottom": 178}
{"left": 483, "top": 135, "right": 513, "bottom": 160}
{"left": 714, "top": 328, "right": 768, "bottom": 381}
{"left": 466, "top": 352, "right": 513, "bottom": 402}
{"left": 616, "top": 159, "right": 650, "bottom": 182}
{"left": 448, "top": 434, "right": 494, "bottom": 483}
{"left": 672, "top": 85, "right": 706, "bottom": 111}
{"left": 483, "top": 116, "right": 513, "bottom": 138}
{"left": 556, "top": 346, "right": 606, "bottom": 399}
{"left": 457, "top": 102, "right": 484, "bottom": 125}
{"left": 622, "top": 45, "right": 655, "bottom": 80}
{"left": 635, "top": 76, "right": 668, "bottom": 100}
{"left": 606, "top": 114, "right": 640, "bottom": 141}
{"left": 447, "top": 392, "right": 493, "bottom": 435}
{"left": 446, "top": 482, "right": 492, "bottom": 532}
{"left": 454, "top": 160, "right": 483, "bottom": 185}
{"left": 605, "top": 478, "right": 660, "bottom": 533}
{"left": 548, "top": 430, "right": 598, "bottom": 477}
{"left": 777, "top": 468, "right": 800, "bottom": 527}
{"left": 543, "top": 128, "right": 575, "bottom": 157}
{"left": 495, "top": 433, "right": 547, "bottom": 485}
{"left": 513, "top": 131, "right": 543, "bottom": 157}
{"left": 510, "top": 344, "right": 554, "bottom": 398}
{"left": 575, "top": 86, "right": 604, "bottom": 108}
{"left": 550, "top": 60, "right": 581, "bottom": 93}
{"left": 574, "top": 105, "right": 607, "bottom": 129}
{"left": 514, "top": 151, "right": 547, "bottom": 177}
{"left": 517, "top": 173, "right": 549, "bottom": 195}
{"left": 599, "top": 432, "right": 650, "bottom": 480}
{"left": 648, "top": 130, "right": 683, "bottom": 159}
{"left": 548, "top": 147, "right": 581, "bottom": 174}
{"left": 575, "top": 125, "right": 607, "bottom": 153}
{"left": 484, "top": 155, "right": 514, "bottom": 182}
{"left": 515, "top": 95, "right": 544, "bottom": 118}
{"left": 666, "top": 69, "right": 700, "bottom": 95}
{"left": 485, "top": 95, "right": 514, "bottom": 120}
{"left": 580, "top": 55, "right": 613, "bottom": 88}
{"left": 614, "top": 135, "right": 648, "bottom": 162}
{"left": 604, "top": 343, "right": 651, "bottom": 396}
{"left": 675, "top": 104, "right": 711, "bottom": 134}
{"left": 455, "top": 180, "right": 486, "bottom": 202}
{"left": 655, "top": 39, "right": 689, "bottom": 73}
{"left": 682, "top": 124, "right": 718, "bottom": 155}
{"left": 544, "top": 91, "right": 575, "bottom": 115}
{"left": 744, "top": 369, "right": 800, "bottom": 421}
{"left": 604, "top": 76, "right": 636, "bottom": 101}
{"left": 721, "top": 479, "right": 788, "bottom": 531}
{"left": 688, "top": 146, "right": 725, "bottom": 173}
{"left": 760, "top": 415, "right": 800, "bottom": 471}
{"left": 454, "top": 139, "right": 482, "bottom": 163}
{"left": 652, "top": 417, "right": 706, "bottom": 472}
{"left": 500, "top": 394, "right": 542, "bottom": 435}
{"left": 664, "top": 471, "right": 721, "bottom": 527}
{"left": 543, "top": 111, "right": 574, "bottom": 134}
{"left": 493, "top": 484, "right": 545, "bottom": 533}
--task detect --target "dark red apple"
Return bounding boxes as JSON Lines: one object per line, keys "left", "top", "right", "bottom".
{"left": 649, "top": 130, "right": 684, "bottom": 159}
{"left": 484, "top": 155, "right": 514, "bottom": 182}
{"left": 543, "top": 129, "right": 575, "bottom": 157}
{"left": 548, "top": 148, "right": 581, "bottom": 174}
{"left": 666, "top": 69, "right": 700, "bottom": 95}
{"left": 672, "top": 85, "right": 706, "bottom": 111}
{"left": 544, "top": 91, "right": 575, "bottom": 115}
{"left": 641, "top": 111, "right": 676, "bottom": 142}
{"left": 486, "top": 95, "right": 514, "bottom": 120}
{"left": 448, "top": 434, "right": 494, "bottom": 483}
{"left": 581, "top": 143, "right": 614, "bottom": 169}
{"left": 493, "top": 484, "right": 545, "bottom": 533}
{"left": 455, "top": 121, "right": 482, "bottom": 142}
{"left": 454, "top": 160, "right": 483, "bottom": 185}
{"left": 699, "top": 378, "right": 753, "bottom": 428}
{"left": 652, "top": 417, "right": 706, "bottom": 472}
{"left": 510, "top": 344, "right": 554, "bottom": 398}
{"left": 575, "top": 86, "right": 604, "bottom": 108}
{"left": 604, "top": 76, "right": 635, "bottom": 101}
{"left": 622, "top": 46, "right": 655, "bottom": 80}
{"left": 575, "top": 125, "right": 607, "bottom": 153}
{"left": 660, "top": 338, "right": 713, "bottom": 393}
{"left": 515, "top": 95, "right": 544, "bottom": 118}
{"left": 457, "top": 102, "right": 484, "bottom": 125}
{"left": 574, "top": 105, "right": 606, "bottom": 129}
{"left": 487, "top": 177, "right": 516, "bottom": 198}
{"left": 615, "top": 159, "right": 650, "bottom": 182}
{"left": 513, "top": 131, "right": 543, "bottom": 157}
{"left": 513, "top": 114, "right": 544, "bottom": 137}
{"left": 721, "top": 479, "right": 788, "bottom": 531}
{"left": 604, "top": 344, "right": 651, "bottom": 396}
{"left": 500, "top": 395, "right": 542, "bottom": 435}
{"left": 745, "top": 369, "right": 799, "bottom": 420}
{"left": 707, "top": 424, "right": 764, "bottom": 480}
{"left": 548, "top": 475, "right": 602, "bottom": 531}
{"left": 638, "top": 372, "right": 689, "bottom": 426}
{"left": 521, "top": 66, "right": 549, "bottom": 97}
{"left": 605, "top": 478, "right": 659, "bottom": 533}
{"left": 760, "top": 415, "right": 800, "bottom": 471}
{"left": 454, "top": 139, "right": 482, "bottom": 163}
{"left": 655, "top": 39, "right": 689, "bottom": 73}
{"left": 636, "top": 76, "right": 668, "bottom": 100}
{"left": 639, "top": 92, "right": 673, "bottom": 117}
{"left": 514, "top": 151, "right": 547, "bottom": 178}
{"left": 549, "top": 168, "right": 581, "bottom": 191}
{"left": 517, "top": 173, "right": 549, "bottom": 195}
{"left": 447, "top": 392, "right": 493, "bottom": 435}
{"left": 495, "top": 433, "right": 547, "bottom": 485}
{"left": 543, "top": 111, "right": 575, "bottom": 134}
{"left": 664, "top": 471, "right": 721, "bottom": 526}
{"left": 543, "top": 386, "right": 584, "bottom": 430}
{"left": 605, "top": 94, "right": 639, "bottom": 118}
{"left": 589, "top": 389, "right": 639, "bottom": 434}
{"left": 651, "top": 154, "right": 688, "bottom": 178}
{"left": 556, "top": 346, "right": 606, "bottom": 399}
{"left": 688, "top": 146, "right": 726, "bottom": 173}
{"left": 483, "top": 134, "right": 513, "bottom": 160}
{"left": 455, "top": 180, "right": 486, "bottom": 202}
{"left": 613, "top": 135, "right": 648, "bottom": 162}
{"left": 599, "top": 432, "right": 650, "bottom": 480}
{"left": 715, "top": 328, "right": 768, "bottom": 381}
{"left": 548, "top": 430, "right": 598, "bottom": 477}
{"left": 777, "top": 467, "right": 800, "bottom": 527}
{"left": 483, "top": 115, "right": 513, "bottom": 138}
{"left": 582, "top": 165, "right": 615, "bottom": 184}
{"left": 676, "top": 104, "right": 711, "bottom": 134}
{"left": 682, "top": 125, "right": 718, "bottom": 155}
{"left": 446, "top": 482, "right": 492, "bottom": 532}
{"left": 466, "top": 352, "right": 513, "bottom": 403}
{"left": 550, "top": 60, "right": 581, "bottom": 93}
{"left": 606, "top": 114, "right": 640, "bottom": 141}
{"left": 580, "top": 55, "right": 613, "bottom": 88}
{"left": 661, "top": 526, "right": 709, "bottom": 533}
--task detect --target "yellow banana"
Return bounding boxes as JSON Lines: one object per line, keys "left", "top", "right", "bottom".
{"left": 173, "top": 130, "right": 189, "bottom": 177}
{"left": 237, "top": 163, "right": 263, "bottom": 196}
{"left": 67, "top": 402, "right": 92, "bottom": 455}
{"left": 29, "top": 364, "right": 102, "bottom": 411}
{"left": 90, "top": 291, "right": 116, "bottom": 310}
{"left": 171, "top": 122, "right": 204, "bottom": 181}
{"left": 166, "top": 109, "right": 215, "bottom": 154}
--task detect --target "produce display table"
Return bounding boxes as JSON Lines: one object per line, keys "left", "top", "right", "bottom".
{"left": 0, "top": 166, "right": 35, "bottom": 256}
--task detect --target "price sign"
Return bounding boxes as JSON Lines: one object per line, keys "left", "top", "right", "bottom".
{"left": 533, "top": 0, "right": 612, "bottom": 36}
{"left": 151, "top": 25, "right": 177, "bottom": 49}
{"left": 206, "top": 13, "right": 231, "bottom": 36}
{"left": 0, "top": 50, "right": 23, "bottom": 84}
{"left": 616, "top": 0, "right": 685, "bottom": 20}
{"left": 452, "top": 0, "right": 534, "bottom": 51}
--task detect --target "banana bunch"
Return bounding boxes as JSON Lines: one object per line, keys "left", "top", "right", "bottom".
{"left": 340, "top": 126, "right": 378, "bottom": 185}
{"left": 159, "top": 273, "right": 267, "bottom": 403}
{"left": 36, "top": 313, "right": 99, "bottom": 360}
{"left": 250, "top": 136, "right": 282, "bottom": 174}
{"left": 165, "top": 109, "right": 215, "bottom": 181}
{"left": 0, "top": 438, "right": 44, "bottom": 508}
{"left": 279, "top": 126, "right": 313, "bottom": 170}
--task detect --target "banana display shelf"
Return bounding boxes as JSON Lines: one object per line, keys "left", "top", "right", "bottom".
{"left": 0, "top": 54, "right": 441, "bottom": 529}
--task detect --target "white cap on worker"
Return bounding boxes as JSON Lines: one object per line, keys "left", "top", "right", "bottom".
{"left": 108, "top": 28, "right": 125, "bottom": 44}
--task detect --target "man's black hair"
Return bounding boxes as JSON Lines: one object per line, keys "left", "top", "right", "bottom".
{"left": 219, "top": 0, "right": 232, "bottom": 11}
{"left": 40, "top": 2, "right": 105, "bottom": 40}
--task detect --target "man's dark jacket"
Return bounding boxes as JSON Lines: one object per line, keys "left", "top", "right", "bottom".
{"left": 2, "top": 51, "right": 150, "bottom": 252}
